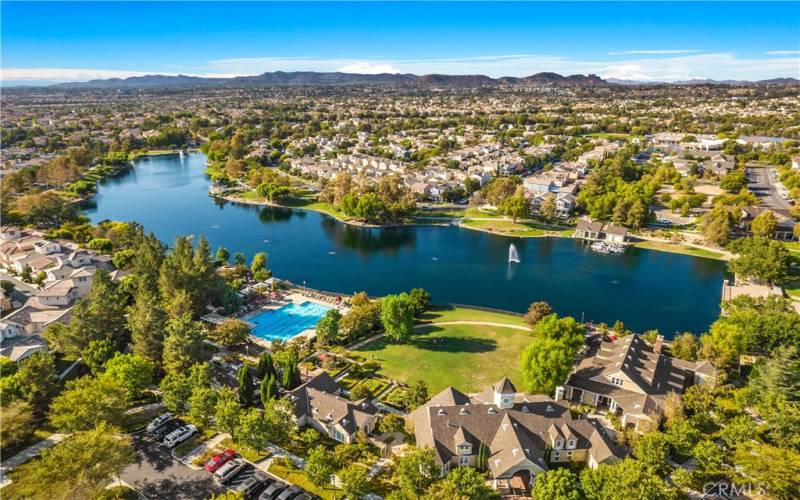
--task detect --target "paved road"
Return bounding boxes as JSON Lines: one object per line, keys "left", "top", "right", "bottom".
{"left": 121, "top": 434, "right": 225, "bottom": 500}
{"left": 748, "top": 166, "right": 792, "bottom": 210}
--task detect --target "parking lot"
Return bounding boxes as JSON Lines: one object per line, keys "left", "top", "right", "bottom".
{"left": 121, "top": 433, "right": 226, "bottom": 499}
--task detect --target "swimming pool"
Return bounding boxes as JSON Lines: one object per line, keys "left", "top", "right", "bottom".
{"left": 248, "top": 301, "right": 333, "bottom": 342}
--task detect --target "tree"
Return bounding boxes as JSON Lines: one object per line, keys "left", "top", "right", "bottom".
{"left": 215, "top": 388, "right": 241, "bottom": 436}
{"left": 393, "top": 447, "right": 439, "bottom": 497}
{"left": 281, "top": 358, "right": 301, "bottom": 390}
{"left": 256, "top": 352, "right": 276, "bottom": 380}
{"left": 427, "top": 467, "right": 496, "bottom": 499}
{"left": 234, "top": 252, "right": 246, "bottom": 266}
{"left": 699, "top": 206, "right": 734, "bottom": 246}
{"left": 46, "top": 270, "right": 129, "bottom": 357}
{"left": 693, "top": 439, "right": 723, "bottom": 480}
{"left": 499, "top": 191, "right": 530, "bottom": 222}
{"left": 81, "top": 339, "right": 117, "bottom": 375}
{"left": 49, "top": 376, "right": 129, "bottom": 432}
{"left": 339, "top": 465, "right": 370, "bottom": 500}
{"left": 315, "top": 309, "right": 341, "bottom": 346}
{"left": 519, "top": 336, "right": 577, "bottom": 394}
{"left": 408, "top": 288, "right": 432, "bottom": 315}
{"left": 102, "top": 353, "right": 154, "bottom": 398}
{"left": 162, "top": 314, "right": 206, "bottom": 374}
{"left": 580, "top": 458, "right": 677, "bottom": 500}
{"left": 237, "top": 365, "right": 254, "bottom": 406}
{"left": 306, "top": 446, "right": 337, "bottom": 488}
{"left": 0, "top": 401, "right": 36, "bottom": 450}
{"left": 260, "top": 374, "right": 279, "bottom": 406}
{"left": 188, "top": 386, "right": 218, "bottom": 427}
{"left": 633, "top": 432, "right": 671, "bottom": 474}
{"left": 214, "top": 319, "right": 250, "bottom": 347}
{"left": 16, "top": 352, "right": 58, "bottom": 413}
{"left": 729, "top": 236, "right": 795, "bottom": 286}
{"left": 733, "top": 442, "right": 800, "bottom": 499}
{"left": 160, "top": 372, "right": 192, "bottom": 413}
{"left": 261, "top": 398, "right": 294, "bottom": 445}
{"left": 235, "top": 408, "right": 270, "bottom": 452}
{"left": 531, "top": 468, "right": 581, "bottom": 500}
{"left": 215, "top": 246, "right": 230, "bottom": 265}
{"left": 539, "top": 193, "right": 557, "bottom": 222}
{"left": 250, "top": 252, "right": 268, "bottom": 276}
{"left": 670, "top": 332, "right": 698, "bottom": 361}
{"left": 720, "top": 170, "right": 748, "bottom": 193}
{"left": 664, "top": 417, "right": 701, "bottom": 457}
{"left": 377, "top": 413, "right": 405, "bottom": 434}
{"left": 4, "top": 423, "right": 135, "bottom": 500}
{"left": 128, "top": 288, "right": 167, "bottom": 368}
{"left": 381, "top": 293, "right": 415, "bottom": 343}
{"left": 406, "top": 380, "right": 429, "bottom": 410}
{"left": 751, "top": 210, "right": 778, "bottom": 238}
{"left": 524, "top": 301, "right": 553, "bottom": 326}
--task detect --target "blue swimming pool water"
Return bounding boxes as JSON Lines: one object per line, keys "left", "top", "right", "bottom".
{"left": 248, "top": 301, "right": 333, "bottom": 342}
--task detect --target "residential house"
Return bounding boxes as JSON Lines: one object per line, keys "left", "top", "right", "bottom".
{"left": 562, "top": 334, "right": 712, "bottom": 430}
{"left": 289, "top": 372, "right": 379, "bottom": 443}
{"left": 410, "top": 378, "right": 622, "bottom": 493}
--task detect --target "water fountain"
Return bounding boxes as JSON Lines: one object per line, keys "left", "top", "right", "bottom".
{"left": 508, "top": 243, "right": 521, "bottom": 264}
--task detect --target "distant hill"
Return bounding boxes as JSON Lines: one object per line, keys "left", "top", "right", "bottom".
{"left": 50, "top": 71, "right": 610, "bottom": 89}
{"left": 608, "top": 77, "right": 799, "bottom": 86}
{"left": 47, "top": 71, "right": 799, "bottom": 89}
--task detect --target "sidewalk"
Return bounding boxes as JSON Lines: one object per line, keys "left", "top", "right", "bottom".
{"left": 178, "top": 433, "right": 227, "bottom": 470}
{"left": 0, "top": 433, "right": 67, "bottom": 488}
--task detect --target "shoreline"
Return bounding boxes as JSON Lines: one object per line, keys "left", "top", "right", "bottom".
{"left": 219, "top": 193, "right": 730, "bottom": 261}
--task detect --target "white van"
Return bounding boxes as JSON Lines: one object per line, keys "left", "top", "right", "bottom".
{"left": 214, "top": 458, "right": 246, "bottom": 483}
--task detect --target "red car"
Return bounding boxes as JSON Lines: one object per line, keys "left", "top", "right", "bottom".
{"left": 204, "top": 449, "right": 237, "bottom": 472}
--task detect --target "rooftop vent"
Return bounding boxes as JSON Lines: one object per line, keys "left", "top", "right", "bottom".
{"left": 545, "top": 404, "right": 555, "bottom": 412}
{"left": 522, "top": 405, "right": 530, "bottom": 413}
{"left": 437, "top": 409, "right": 446, "bottom": 416}
{"left": 488, "top": 407, "right": 496, "bottom": 414}
{"left": 459, "top": 408, "right": 468, "bottom": 415}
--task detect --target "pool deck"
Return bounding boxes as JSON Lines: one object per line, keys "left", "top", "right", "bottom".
{"left": 243, "top": 292, "right": 348, "bottom": 349}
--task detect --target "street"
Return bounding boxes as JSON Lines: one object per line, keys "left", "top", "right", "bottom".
{"left": 747, "top": 166, "right": 792, "bottom": 210}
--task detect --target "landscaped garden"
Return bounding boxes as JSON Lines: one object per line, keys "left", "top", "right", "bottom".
{"left": 354, "top": 307, "right": 531, "bottom": 393}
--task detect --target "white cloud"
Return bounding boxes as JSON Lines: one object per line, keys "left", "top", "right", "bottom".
{"left": 4, "top": 52, "right": 799, "bottom": 84}
{"left": 606, "top": 50, "right": 702, "bottom": 56}
{"left": 336, "top": 62, "right": 400, "bottom": 74}
{"left": 765, "top": 50, "right": 800, "bottom": 56}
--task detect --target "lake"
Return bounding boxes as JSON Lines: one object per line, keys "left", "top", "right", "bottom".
{"left": 82, "top": 153, "right": 728, "bottom": 337}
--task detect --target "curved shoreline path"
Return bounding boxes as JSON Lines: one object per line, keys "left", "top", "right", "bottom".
{"left": 82, "top": 152, "right": 728, "bottom": 337}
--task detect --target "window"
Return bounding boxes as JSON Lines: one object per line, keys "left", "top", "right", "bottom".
{"left": 567, "top": 451, "right": 573, "bottom": 460}
{"left": 553, "top": 451, "right": 561, "bottom": 461}
{"left": 330, "top": 429, "right": 345, "bottom": 442}
{"left": 567, "top": 439, "right": 576, "bottom": 449}
{"left": 459, "top": 455, "right": 469, "bottom": 466}
{"left": 554, "top": 439, "right": 563, "bottom": 450}
{"left": 610, "top": 377, "right": 624, "bottom": 387}
{"left": 458, "top": 444, "right": 471, "bottom": 455}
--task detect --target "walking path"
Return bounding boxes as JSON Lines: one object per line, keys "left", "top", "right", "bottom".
{"left": 0, "top": 433, "right": 67, "bottom": 488}
{"left": 414, "top": 321, "right": 529, "bottom": 331}
{"left": 179, "top": 433, "right": 227, "bottom": 470}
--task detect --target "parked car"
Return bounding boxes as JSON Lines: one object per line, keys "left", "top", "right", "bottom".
{"left": 214, "top": 458, "right": 246, "bottom": 484}
{"left": 204, "top": 449, "right": 237, "bottom": 473}
{"left": 146, "top": 413, "right": 173, "bottom": 434}
{"left": 234, "top": 472, "right": 269, "bottom": 498}
{"left": 276, "top": 486, "right": 303, "bottom": 500}
{"left": 163, "top": 425, "right": 197, "bottom": 448}
{"left": 293, "top": 494, "right": 314, "bottom": 500}
{"left": 152, "top": 419, "right": 183, "bottom": 440}
{"left": 259, "top": 482, "right": 287, "bottom": 500}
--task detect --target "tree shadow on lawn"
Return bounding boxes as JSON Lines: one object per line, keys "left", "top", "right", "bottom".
{"left": 409, "top": 335, "right": 497, "bottom": 353}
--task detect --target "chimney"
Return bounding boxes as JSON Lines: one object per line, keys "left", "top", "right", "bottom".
{"left": 654, "top": 335, "right": 664, "bottom": 354}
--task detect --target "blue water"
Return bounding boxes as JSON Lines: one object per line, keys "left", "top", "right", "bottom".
{"left": 248, "top": 301, "right": 333, "bottom": 342}
{"left": 82, "top": 153, "right": 729, "bottom": 337}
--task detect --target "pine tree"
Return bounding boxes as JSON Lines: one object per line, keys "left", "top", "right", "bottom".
{"left": 128, "top": 288, "right": 167, "bottom": 369}
{"left": 237, "top": 365, "right": 253, "bottom": 406}
{"left": 256, "top": 352, "right": 276, "bottom": 379}
{"left": 132, "top": 232, "right": 165, "bottom": 295}
{"left": 162, "top": 314, "right": 205, "bottom": 374}
{"left": 281, "top": 358, "right": 301, "bottom": 390}
{"left": 260, "top": 374, "right": 278, "bottom": 407}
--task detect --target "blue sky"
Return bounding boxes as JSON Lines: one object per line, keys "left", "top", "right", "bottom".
{"left": 2, "top": 1, "right": 799, "bottom": 84}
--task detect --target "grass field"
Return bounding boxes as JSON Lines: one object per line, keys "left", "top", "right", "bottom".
{"left": 632, "top": 240, "right": 725, "bottom": 260}
{"left": 783, "top": 241, "right": 800, "bottom": 254}
{"left": 354, "top": 308, "right": 530, "bottom": 393}
{"left": 461, "top": 218, "right": 574, "bottom": 238}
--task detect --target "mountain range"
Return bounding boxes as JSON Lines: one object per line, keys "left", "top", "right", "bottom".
{"left": 48, "top": 71, "right": 799, "bottom": 89}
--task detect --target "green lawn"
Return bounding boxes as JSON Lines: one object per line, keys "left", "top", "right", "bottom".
{"left": 632, "top": 240, "right": 725, "bottom": 260}
{"left": 268, "top": 463, "right": 343, "bottom": 500}
{"left": 418, "top": 305, "right": 527, "bottom": 327}
{"left": 354, "top": 321, "right": 530, "bottom": 394}
{"left": 461, "top": 218, "right": 574, "bottom": 238}
{"left": 785, "top": 279, "right": 800, "bottom": 300}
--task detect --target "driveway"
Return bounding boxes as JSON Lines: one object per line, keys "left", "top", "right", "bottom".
{"left": 120, "top": 434, "right": 225, "bottom": 499}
